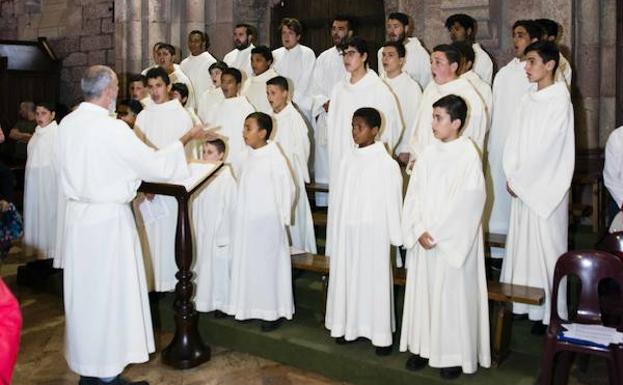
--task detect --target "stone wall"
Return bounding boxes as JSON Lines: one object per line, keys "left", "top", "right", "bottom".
{"left": 0, "top": 0, "right": 114, "bottom": 107}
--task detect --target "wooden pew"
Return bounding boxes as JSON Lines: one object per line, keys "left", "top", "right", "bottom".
{"left": 291, "top": 252, "right": 544, "bottom": 367}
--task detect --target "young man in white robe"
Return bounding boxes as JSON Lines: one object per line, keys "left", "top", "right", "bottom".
{"left": 192, "top": 138, "right": 237, "bottom": 316}
{"left": 197, "top": 61, "right": 227, "bottom": 124}
{"left": 128, "top": 74, "right": 152, "bottom": 107}
{"left": 377, "top": 12, "right": 431, "bottom": 89}
{"left": 180, "top": 30, "right": 217, "bottom": 108}
{"left": 310, "top": 16, "right": 352, "bottom": 207}
{"left": 172, "top": 82, "right": 201, "bottom": 125}
{"left": 446, "top": 13, "right": 494, "bottom": 85}
{"left": 501, "top": 41, "right": 575, "bottom": 334}
{"left": 134, "top": 67, "right": 194, "bottom": 292}
{"left": 266, "top": 76, "right": 317, "bottom": 254}
{"left": 272, "top": 18, "right": 316, "bottom": 119}
{"left": 536, "top": 18, "right": 572, "bottom": 88}
{"left": 325, "top": 107, "right": 402, "bottom": 356}
{"left": 484, "top": 20, "right": 540, "bottom": 260}
{"left": 408, "top": 44, "right": 487, "bottom": 165}
{"left": 401, "top": 95, "right": 490, "bottom": 379}
{"left": 23, "top": 102, "right": 60, "bottom": 262}
{"left": 380, "top": 41, "right": 423, "bottom": 165}
{"left": 116, "top": 99, "right": 143, "bottom": 130}
{"left": 453, "top": 41, "right": 493, "bottom": 126}
{"left": 604, "top": 126, "right": 623, "bottom": 232}
{"left": 141, "top": 41, "right": 181, "bottom": 76}
{"left": 206, "top": 68, "right": 255, "bottom": 175}
{"left": 226, "top": 112, "right": 296, "bottom": 332}
{"left": 156, "top": 43, "right": 197, "bottom": 111}
{"left": 58, "top": 65, "right": 210, "bottom": 385}
{"left": 327, "top": 36, "right": 402, "bottom": 191}
{"left": 241, "top": 46, "right": 279, "bottom": 114}
{"left": 223, "top": 23, "right": 256, "bottom": 80}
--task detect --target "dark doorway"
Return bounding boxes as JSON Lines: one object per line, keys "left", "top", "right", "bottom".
{"left": 617, "top": 0, "right": 623, "bottom": 126}
{"left": 270, "top": 0, "right": 386, "bottom": 71}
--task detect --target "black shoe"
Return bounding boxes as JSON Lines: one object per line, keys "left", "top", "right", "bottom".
{"left": 335, "top": 337, "right": 353, "bottom": 345}
{"left": 79, "top": 377, "right": 149, "bottom": 385}
{"left": 113, "top": 378, "right": 149, "bottom": 385}
{"left": 405, "top": 354, "right": 428, "bottom": 371}
{"left": 260, "top": 318, "right": 283, "bottom": 332}
{"left": 440, "top": 367, "right": 462, "bottom": 380}
{"left": 375, "top": 345, "right": 392, "bottom": 356}
{"left": 531, "top": 321, "right": 547, "bottom": 335}
{"left": 512, "top": 313, "right": 529, "bottom": 321}
{"left": 213, "top": 310, "right": 227, "bottom": 319}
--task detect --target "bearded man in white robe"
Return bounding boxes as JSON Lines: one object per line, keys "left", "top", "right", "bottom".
{"left": 59, "top": 65, "right": 209, "bottom": 385}
{"left": 223, "top": 23, "right": 256, "bottom": 80}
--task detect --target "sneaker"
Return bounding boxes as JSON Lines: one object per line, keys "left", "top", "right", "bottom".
{"left": 439, "top": 366, "right": 462, "bottom": 380}
{"left": 405, "top": 354, "right": 428, "bottom": 371}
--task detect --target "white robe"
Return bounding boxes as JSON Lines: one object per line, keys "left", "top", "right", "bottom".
{"left": 381, "top": 72, "right": 423, "bottom": 156}
{"left": 207, "top": 96, "right": 256, "bottom": 174}
{"left": 23, "top": 121, "right": 60, "bottom": 260}
{"left": 135, "top": 99, "right": 193, "bottom": 292}
{"left": 310, "top": 46, "right": 347, "bottom": 206}
{"left": 326, "top": 69, "right": 402, "bottom": 189}
{"left": 58, "top": 102, "right": 189, "bottom": 377}
{"left": 271, "top": 103, "right": 317, "bottom": 253}
{"left": 169, "top": 68, "right": 197, "bottom": 112}
{"left": 241, "top": 68, "right": 279, "bottom": 114}
{"left": 272, "top": 44, "right": 316, "bottom": 118}
{"left": 501, "top": 82, "right": 575, "bottom": 324}
{"left": 472, "top": 43, "right": 493, "bottom": 86}
{"left": 400, "top": 136, "right": 490, "bottom": 373}
{"left": 377, "top": 37, "right": 431, "bottom": 89}
{"left": 223, "top": 44, "right": 255, "bottom": 80}
{"left": 604, "top": 126, "right": 623, "bottom": 232}
{"left": 192, "top": 165, "right": 237, "bottom": 312}
{"left": 484, "top": 58, "right": 533, "bottom": 254}
{"left": 197, "top": 87, "right": 225, "bottom": 124}
{"left": 325, "top": 141, "right": 402, "bottom": 347}
{"left": 226, "top": 141, "right": 296, "bottom": 321}
{"left": 461, "top": 70, "right": 492, "bottom": 128}
{"left": 409, "top": 77, "right": 487, "bottom": 160}
{"left": 180, "top": 51, "right": 217, "bottom": 108}
{"left": 141, "top": 63, "right": 181, "bottom": 76}
{"left": 555, "top": 53, "right": 572, "bottom": 88}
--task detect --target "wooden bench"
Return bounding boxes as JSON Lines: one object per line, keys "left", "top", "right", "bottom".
{"left": 291, "top": 252, "right": 544, "bottom": 367}
{"left": 305, "top": 182, "right": 329, "bottom": 194}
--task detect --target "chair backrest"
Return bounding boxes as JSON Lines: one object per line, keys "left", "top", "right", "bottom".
{"left": 550, "top": 250, "right": 623, "bottom": 327}
{"left": 596, "top": 231, "right": 623, "bottom": 257}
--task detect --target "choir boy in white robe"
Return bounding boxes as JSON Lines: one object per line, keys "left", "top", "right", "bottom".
{"left": 180, "top": 30, "right": 217, "bottom": 109}
{"left": 59, "top": 65, "right": 210, "bottom": 385}
{"left": 266, "top": 76, "right": 317, "bottom": 253}
{"left": 171, "top": 82, "right": 202, "bottom": 125}
{"left": 501, "top": 41, "right": 575, "bottom": 334}
{"left": 223, "top": 23, "right": 256, "bottom": 80}
{"left": 227, "top": 112, "right": 296, "bottom": 332}
{"left": 193, "top": 138, "right": 237, "bottom": 316}
{"left": 241, "top": 46, "right": 279, "bottom": 114}
{"left": 23, "top": 102, "right": 60, "bottom": 262}
{"left": 116, "top": 99, "right": 143, "bottom": 129}
{"left": 134, "top": 67, "right": 194, "bottom": 292}
{"left": 197, "top": 61, "right": 227, "bottom": 124}
{"left": 536, "top": 18, "right": 572, "bottom": 88}
{"left": 156, "top": 43, "right": 197, "bottom": 110}
{"left": 325, "top": 107, "right": 402, "bottom": 356}
{"left": 446, "top": 14, "right": 493, "bottom": 85}
{"left": 377, "top": 12, "right": 431, "bottom": 89}
{"left": 310, "top": 15, "right": 352, "bottom": 207}
{"left": 408, "top": 44, "right": 487, "bottom": 163}
{"left": 401, "top": 95, "right": 490, "bottom": 379}
{"left": 452, "top": 41, "right": 492, "bottom": 125}
{"left": 380, "top": 41, "right": 423, "bottom": 165}
{"left": 327, "top": 36, "right": 402, "bottom": 190}
{"left": 485, "top": 20, "right": 540, "bottom": 260}
{"left": 141, "top": 41, "right": 181, "bottom": 76}
{"left": 272, "top": 18, "right": 316, "bottom": 119}
{"left": 128, "top": 74, "right": 152, "bottom": 107}
{"left": 206, "top": 67, "right": 256, "bottom": 174}
{"left": 604, "top": 126, "right": 623, "bottom": 232}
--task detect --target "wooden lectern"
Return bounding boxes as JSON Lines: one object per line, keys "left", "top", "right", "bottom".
{"left": 138, "top": 162, "right": 223, "bottom": 369}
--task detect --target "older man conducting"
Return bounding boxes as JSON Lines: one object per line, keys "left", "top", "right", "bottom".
{"left": 58, "top": 65, "right": 210, "bottom": 385}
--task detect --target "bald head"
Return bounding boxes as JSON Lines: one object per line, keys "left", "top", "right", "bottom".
{"left": 81, "top": 65, "right": 117, "bottom": 101}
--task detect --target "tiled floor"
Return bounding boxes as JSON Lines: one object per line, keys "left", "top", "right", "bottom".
{"left": 2, "top": 251, "right": 349, "bottom": 385}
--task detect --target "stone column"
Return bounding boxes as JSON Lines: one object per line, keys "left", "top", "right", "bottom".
{"left": 147, "top": 0, "right": 170, "bottom": 68}
{"left": 598, "top": 0, "right": 617, "bottom": 145}
{"left": 183, "top": 0, "right": 206, "bottom": 57}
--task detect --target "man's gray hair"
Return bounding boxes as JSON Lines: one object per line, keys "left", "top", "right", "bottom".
{"left": 81, "top": 65, "right": 115, "bottom": 100}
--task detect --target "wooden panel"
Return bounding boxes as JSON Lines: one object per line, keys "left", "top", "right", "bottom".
{"left": 487, "top": 280, "right": 545, "bottom": 305}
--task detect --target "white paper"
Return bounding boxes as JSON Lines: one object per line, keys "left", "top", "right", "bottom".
{"left": 562, "top": 323, "right": 623, "bottom": 346}
{"left": 171, "top": 162, "right": 219, "bottom": 191}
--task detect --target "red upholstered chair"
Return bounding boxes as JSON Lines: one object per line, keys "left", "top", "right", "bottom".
{"left": 540, "top": 250, "right": 623, "bottom": 385}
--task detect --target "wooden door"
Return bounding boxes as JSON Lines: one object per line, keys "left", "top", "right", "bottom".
{"left": 270, "top": 0, "right": 385, "bottom": 71}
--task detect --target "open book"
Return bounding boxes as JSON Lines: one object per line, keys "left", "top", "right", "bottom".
{"left": 171, "top": 161, "right": 221, "bottom": 192}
